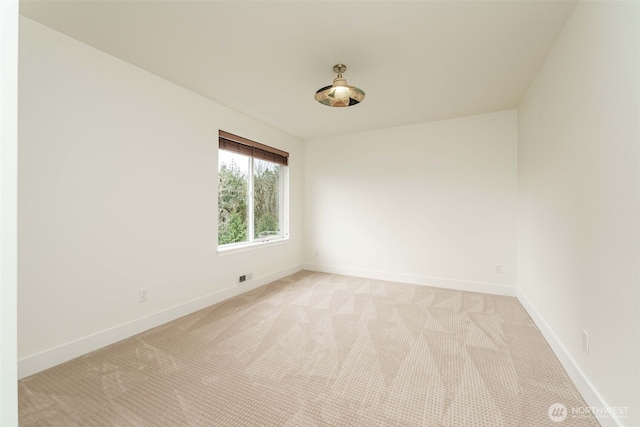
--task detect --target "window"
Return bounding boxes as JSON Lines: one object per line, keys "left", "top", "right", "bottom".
{"left": 218, "top": 131, "right": 288, "bottom": 249}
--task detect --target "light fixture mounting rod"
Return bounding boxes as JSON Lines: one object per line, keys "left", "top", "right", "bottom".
{"left": 333, "top": 64, "right": 347, "bottom": 74}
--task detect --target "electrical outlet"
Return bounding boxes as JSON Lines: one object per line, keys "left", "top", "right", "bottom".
{"left": 582, "top": 330, "right": 589, "bottom": 354}
{"left": 494, "top": 264, "right": 503, "bottom": 274}
{"left": 139, "top": 289, "right": 148, "bottom": 302}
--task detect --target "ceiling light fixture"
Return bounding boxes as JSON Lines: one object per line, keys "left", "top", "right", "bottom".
{"left": 314, "top": 64, "right": 365, "bottom": 107}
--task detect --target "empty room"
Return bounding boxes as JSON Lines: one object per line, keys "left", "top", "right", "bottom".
{"left": 1, "top": 0, "right": 638, "bottom": 426}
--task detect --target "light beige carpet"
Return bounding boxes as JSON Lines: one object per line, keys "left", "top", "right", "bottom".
{"left": 19, "top": 271, "right": 598, "bottom": 426}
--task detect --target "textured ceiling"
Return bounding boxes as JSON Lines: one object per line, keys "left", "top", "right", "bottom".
{"left": 20, "top": 0, "right": 577, "bottom": 140}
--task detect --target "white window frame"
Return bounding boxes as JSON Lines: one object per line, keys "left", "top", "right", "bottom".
{"left": 217, "top": 146, "right": 289, "bottom": 255}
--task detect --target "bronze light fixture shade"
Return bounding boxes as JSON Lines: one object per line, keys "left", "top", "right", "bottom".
{"left": 315, "top": 64, "right": 365, "bottom": 107}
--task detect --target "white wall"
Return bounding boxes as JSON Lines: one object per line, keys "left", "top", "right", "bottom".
{"left": 18, "top": 17, "right": 303, "bottom": 376}
{"left": 518, "top": 2, "right": 639, "bottom": 426}
{"left": 304, "top": 110, "right": 518, "bottom": 294}
{"left": 1, "top": 1, "right": 19, "bottom": 425}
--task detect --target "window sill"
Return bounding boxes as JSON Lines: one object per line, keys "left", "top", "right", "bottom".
{"left": 217, "top": 237, "right": 290, "bottom": 256}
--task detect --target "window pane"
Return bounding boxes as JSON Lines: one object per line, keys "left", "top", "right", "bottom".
{"left": 253, "top": 158, "right": 280, "bottom": 239}
{"left": 218, "top": 151, "right": 249, "bottom": 245}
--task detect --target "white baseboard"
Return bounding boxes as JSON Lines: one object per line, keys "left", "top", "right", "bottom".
{"left": 516, "top": 290, "right": 623, "bottom": 427}
{"left": 303, "top": 262, "right": 517, "bottom": 296}
{"left": 18, "top": 264, "right": 303, "bottom": 379}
